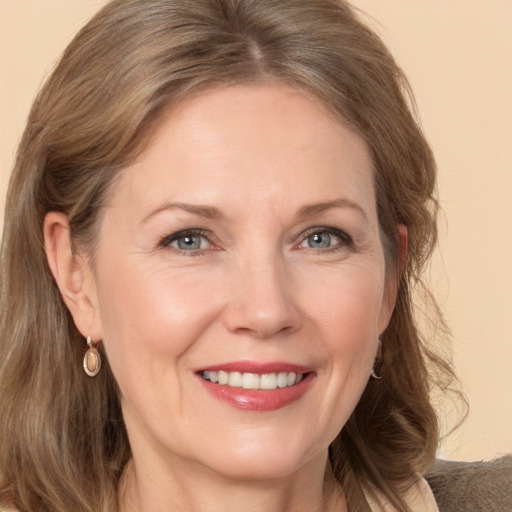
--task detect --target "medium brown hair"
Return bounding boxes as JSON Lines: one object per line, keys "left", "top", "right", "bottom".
{"left": 0, "top": 1, "right": 460, "bottom": 510}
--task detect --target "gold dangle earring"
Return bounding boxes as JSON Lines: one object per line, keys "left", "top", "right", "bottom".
{"left": 83, "top": 336, "right": 101, "bottom": 377}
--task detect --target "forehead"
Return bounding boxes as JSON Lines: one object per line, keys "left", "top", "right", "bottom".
{"left": 109, "top": 82, "right": 376, "bottom": 219}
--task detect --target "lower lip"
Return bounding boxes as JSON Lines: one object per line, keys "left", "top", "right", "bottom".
{"left": 197, "top": 373, "right": 315, "bottom": 411}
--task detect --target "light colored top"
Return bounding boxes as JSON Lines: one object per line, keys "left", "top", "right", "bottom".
{"left": 1, "top": 478, "right": 438, "bottom": 512}
{"left": 366, "top": 476, "right": 439, "bottom": 511}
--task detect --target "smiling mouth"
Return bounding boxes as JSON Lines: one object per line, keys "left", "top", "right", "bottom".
{"left": 201, "top": 370, "right": 304, "bottom": 390}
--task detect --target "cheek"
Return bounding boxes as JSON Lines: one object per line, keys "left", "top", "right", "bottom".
{"left": 93, "top": 260, "right": 223, "bottom": 386}
{"left": 308, "top": 263, "right": 386, "bottom": 341}
{"left": 305, "top": 264, "right": 385, "bottom": 403}
{"left": 279, "top": 269, "right": 385, "bottom": 454}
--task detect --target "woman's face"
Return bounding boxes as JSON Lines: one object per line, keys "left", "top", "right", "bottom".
{"left": 85, "top": 83, "right": 395, "bottom": 480}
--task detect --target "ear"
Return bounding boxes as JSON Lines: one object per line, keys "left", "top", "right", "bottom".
{"left": 379, "top": 224, "right": 408, "bottom": 333}
{"left": 44, "top": 212, "right": 103, "bottom": 340}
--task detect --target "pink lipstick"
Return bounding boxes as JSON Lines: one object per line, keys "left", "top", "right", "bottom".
{"left": 196, "top": 361, "right": 315, "bottom": 411}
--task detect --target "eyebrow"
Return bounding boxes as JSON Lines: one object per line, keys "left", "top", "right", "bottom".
{"left": 141, "top": 202, "right": 223, "bottom": 224}
{"left": 141, "top": 197, "right": 367, "bottom": 224}
{"left": 296, "top": 198, "right": 368, "bottom": 222}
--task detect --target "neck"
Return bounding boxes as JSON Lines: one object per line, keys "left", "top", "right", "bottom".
{"left": 119, "top": 452, "right": 347, "bottom": 512}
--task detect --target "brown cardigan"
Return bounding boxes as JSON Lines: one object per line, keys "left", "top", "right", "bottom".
{"left": 426, "top": 455, "right": 512, "bottom": 512}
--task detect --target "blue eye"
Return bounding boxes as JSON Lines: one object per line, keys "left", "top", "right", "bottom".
{"left": 306, "top": 232, "right": 333, "bottom": 248}
{"left": 160, "top": 230, "right": 212, "bottom": 252}
{"left": 172, "top": 234, "right": 204, "bottom": 250}
{"left": 299, "top": 229, "right": 349, "bottom": 250}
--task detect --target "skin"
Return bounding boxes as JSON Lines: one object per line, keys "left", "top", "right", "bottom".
{"left": 45, "top": 83, "right": 399, "bottom": 512}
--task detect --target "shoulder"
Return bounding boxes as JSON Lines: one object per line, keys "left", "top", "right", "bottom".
{"left": 403, "top": 477, "right": 439, "bottom": 512}
{"left": 365, "top": 476, "right": 439, "bottom": 511}
{"left": 426, "top": 455, "right": 512, "bottom": 512}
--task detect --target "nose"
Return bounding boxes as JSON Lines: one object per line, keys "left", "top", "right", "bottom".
{"left": 223, "top": 253, "right": 302, "bottom": 339}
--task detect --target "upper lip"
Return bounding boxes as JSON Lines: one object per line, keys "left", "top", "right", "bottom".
{"left": 196, "top": 361, "right": 313, "bottom": 374}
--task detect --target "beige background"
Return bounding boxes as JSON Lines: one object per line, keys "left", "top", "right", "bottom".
{"left": 1, "top": 1, "right": 510, "bottom": 461}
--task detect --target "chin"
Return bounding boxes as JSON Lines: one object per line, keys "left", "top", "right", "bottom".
{"left": 191, "top": 429, "right": 326, "bottom": 482}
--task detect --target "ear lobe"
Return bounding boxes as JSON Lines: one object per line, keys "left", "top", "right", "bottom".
{"left": 44, "top": 212, "right": 102, "bottom": 339}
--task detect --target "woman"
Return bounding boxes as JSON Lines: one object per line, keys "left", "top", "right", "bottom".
{"left": 0, "top": 1, "right": 458, "bottom": 510}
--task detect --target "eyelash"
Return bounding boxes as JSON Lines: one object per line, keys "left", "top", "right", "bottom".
{"left": 158, "top": 227, "right": 353, "bottom": 255}
{"left": 296, "top": 227, "right": 353, "bottom": 252}
{"left": 158, "top": 229, "right": 214, "bottom": 255}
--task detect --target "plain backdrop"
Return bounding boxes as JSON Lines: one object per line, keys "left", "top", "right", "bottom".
{"left": 1, "top": 0, "right": 511, "bottom": 461}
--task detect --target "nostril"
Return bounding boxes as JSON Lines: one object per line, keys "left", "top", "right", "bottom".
{"left": 232, "top": 322, "right": 295, "bottom": 339}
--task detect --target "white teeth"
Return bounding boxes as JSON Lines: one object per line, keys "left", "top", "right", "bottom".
{"left": 276, "top": 372, "right": 288, "bottom": 388}
{"left": 260, "top": 373, "right": 277, "bottom": 390}
{"left": 242, "top": 372, "right": 260, "bottom": 389}
{"left": 228, "top": 371, "right": 242, "bottom": 387}
{"left": 202, "top": 370, "right": 304, "bottom": 390}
